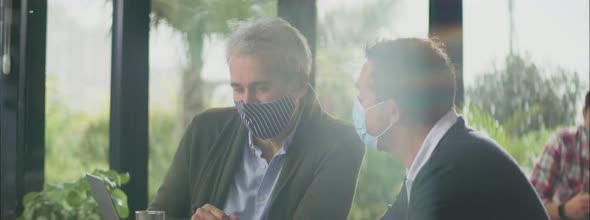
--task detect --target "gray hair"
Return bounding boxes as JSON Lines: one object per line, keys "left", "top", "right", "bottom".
{"left": 226, "top": 17, "right": 312, "bottom": 81}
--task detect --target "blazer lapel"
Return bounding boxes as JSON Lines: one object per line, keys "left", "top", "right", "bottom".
{"left": 192, "top": 114, "right": 248, "bottom": 209}
{"left": 268, "top": 122, "right": 313, "bottom": 204}
{"left": 268, "top": 87, "right": 324, "bottom": 205}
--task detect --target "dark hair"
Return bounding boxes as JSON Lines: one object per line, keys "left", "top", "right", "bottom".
{"left": 586, "top": 90, "right": 589, "bottom": 108}
{"left": 365, "top": 38, "right": 456, "bottom": 125}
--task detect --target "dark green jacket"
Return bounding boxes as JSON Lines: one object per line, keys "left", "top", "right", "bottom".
{"left": 149, "top": 90, "right": 365, "bottom": 220}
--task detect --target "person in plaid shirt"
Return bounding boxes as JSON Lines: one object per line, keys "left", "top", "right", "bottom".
{"left": 531, "top": 91, "right": 590, "bottom": 220}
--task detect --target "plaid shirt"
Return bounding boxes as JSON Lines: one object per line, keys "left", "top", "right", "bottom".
{"left": 530, "top": 126, "right": 590, "bottom": 203}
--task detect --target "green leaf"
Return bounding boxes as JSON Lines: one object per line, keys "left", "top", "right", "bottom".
{"left": 23, "top": 192, "right": 39, "bottom": 204}
{"left": 65, "top": 190, "right": 82, "bottom": 207}
{"left": 104, "top": 170, "right": 119, "bottom": 181}
{"left": 119, "top": 172, "right": 130, "bottom": 185}
{"left": 111, "top": 188, "right": 129, "bottom": 218}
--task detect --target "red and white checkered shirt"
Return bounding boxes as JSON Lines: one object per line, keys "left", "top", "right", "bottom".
{"left": 530, "top": 126, "right": 590, "bottom": 203}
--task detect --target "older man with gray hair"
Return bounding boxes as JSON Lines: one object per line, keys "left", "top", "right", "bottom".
{"left": 149, "top": 17, "right": 365, "bottom": 220}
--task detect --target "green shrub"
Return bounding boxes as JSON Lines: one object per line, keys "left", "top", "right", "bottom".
{"left": 19, "top": 170, "right": 129, "bottom": 220}
{"left": 463, "top": 104, "right": 552, "bottom": 175}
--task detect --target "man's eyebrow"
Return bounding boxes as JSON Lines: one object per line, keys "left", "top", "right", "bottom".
{"left": 250, "top": 81, "right": 271, "bottom": 87}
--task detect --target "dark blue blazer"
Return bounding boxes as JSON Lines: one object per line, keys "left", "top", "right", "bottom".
{"left": 381, "top": 118, "right": 549, "bottom": 220}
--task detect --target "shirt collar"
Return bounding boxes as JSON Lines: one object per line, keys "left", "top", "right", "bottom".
{"left": 406, "top": 109, "right": 459, "bottom": 181}
{"left": 248, "top": 112, "right": 302, "bottom": 156}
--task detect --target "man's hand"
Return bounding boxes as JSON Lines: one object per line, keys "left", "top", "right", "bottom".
{"left": 191, "top": 204, "right": 239, "bottom": 220}
{"left": 564, "top": 193, "right": 590, "bottom": 220}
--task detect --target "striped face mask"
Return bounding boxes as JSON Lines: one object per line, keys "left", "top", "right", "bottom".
{"left": 235, "top": 95, "right": 296, "bottom": 139}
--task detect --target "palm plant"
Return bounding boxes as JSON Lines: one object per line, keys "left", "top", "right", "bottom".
{"left": 151, "top": 0, "right": 276, "bottom": 125}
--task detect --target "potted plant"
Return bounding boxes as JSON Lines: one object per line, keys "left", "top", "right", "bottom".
{"left": 18, "top": 169, "right": 130, "bottom": 220}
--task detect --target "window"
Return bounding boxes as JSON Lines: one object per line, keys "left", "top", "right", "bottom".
{"left": 463, "top": 0, "right": 589, "bottom": 174}
{"left": 45, "top": 0, "right": 112, "bottom": 184}
{"left": 315, "top": 0, "right": 429, "bottom": 219}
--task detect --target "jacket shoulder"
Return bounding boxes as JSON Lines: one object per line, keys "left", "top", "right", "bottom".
{"left": 314, "top": 115, "right": 365, "bottom": 157}
{"left": 435, "top": 127, "right": 514, "bottom": 165}
{"left": 187, "top": 107, "right": 238, "bottom": 131}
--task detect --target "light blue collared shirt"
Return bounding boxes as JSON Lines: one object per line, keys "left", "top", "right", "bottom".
{"left": 223, "top": 117, "right": 300, "bottom": 220}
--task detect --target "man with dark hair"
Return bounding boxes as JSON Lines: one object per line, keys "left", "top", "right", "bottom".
{"left": 353, "top": 38, "right": 548, "bottom": 219}
{"left": 530, "top": 91, "right": 590, "bottom": 220}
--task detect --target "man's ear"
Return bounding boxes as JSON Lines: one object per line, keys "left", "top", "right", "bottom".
{"left": 384, "top": 100, "right": 400, "bottom": 125}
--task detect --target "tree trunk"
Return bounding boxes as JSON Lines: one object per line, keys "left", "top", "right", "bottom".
{"left": 181, "top": 30, "right": 205, "bottom": 128}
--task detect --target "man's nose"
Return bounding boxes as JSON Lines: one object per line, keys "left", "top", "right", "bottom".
{"left": 242, "top": 90, "right": 257, "bottom": 104}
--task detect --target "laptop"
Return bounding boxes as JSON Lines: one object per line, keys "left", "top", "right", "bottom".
{"left": 86, "top": 174, "right": 121, "bottom": 220}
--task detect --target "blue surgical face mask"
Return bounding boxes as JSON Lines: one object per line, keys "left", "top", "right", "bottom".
{"left": 353, "top": 99, "right": 393, "bottom": 149}
{"left": 235, "top": 95, "right": 296, "bottom": 139}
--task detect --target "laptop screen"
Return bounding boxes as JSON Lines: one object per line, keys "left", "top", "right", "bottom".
{"left": 86, "top": 174, "right": 121, "bottom": 220}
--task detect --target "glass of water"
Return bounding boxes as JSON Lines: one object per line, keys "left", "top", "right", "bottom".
{"left": 136, "top": 210, "right": 165, "bottom": 220}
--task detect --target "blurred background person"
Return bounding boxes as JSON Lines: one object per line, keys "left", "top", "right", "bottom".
{"left": 530, "top": 91, "right": 590, "bottom": 220}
